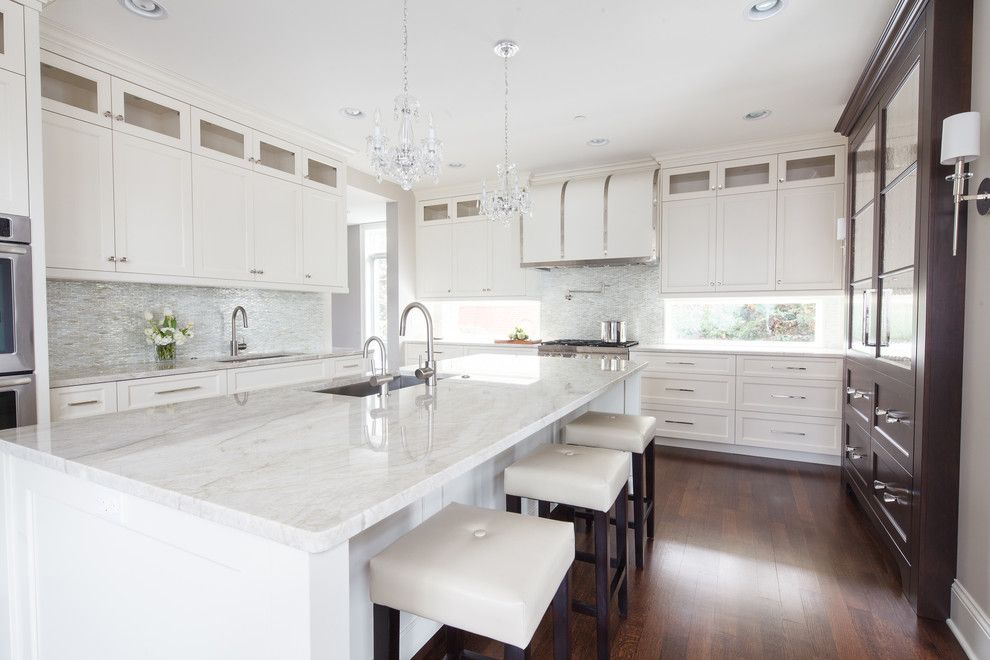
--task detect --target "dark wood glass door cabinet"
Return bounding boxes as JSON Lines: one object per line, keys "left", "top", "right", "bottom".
{"left": 835, "top": 0, "right": 973, "bottom": 619}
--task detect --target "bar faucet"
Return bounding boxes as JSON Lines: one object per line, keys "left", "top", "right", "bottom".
{"left": 230, "top": 306, "right": 248, "bottom": 356}
{"left": 363, "top": 335, "right": 393, "bottom": 397}
{"left": 398, "top": 302, "right": 437, "bottom": 392}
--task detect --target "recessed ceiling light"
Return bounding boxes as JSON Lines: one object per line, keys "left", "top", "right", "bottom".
{"left": 587, "top": 138, "right": 610, "bottom": 146}
{"left": 448, "top": 162, "right": 465, "bottom": 169}
{"left": 746, "top": 0, "right": 785, "bottom": 20}
{"left": 340, "top": 107, "right": 364, "bottom": 119}
{"left": 743, "top": 109, "right": 772, "bottom": 120}
{"left": 118, "top": 0, "right": 168, "bottom": 19}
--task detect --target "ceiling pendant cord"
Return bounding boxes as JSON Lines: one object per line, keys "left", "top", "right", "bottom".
{"left": 401, "top": 0, "right": 409, "bottom": 98}
{"left": 504, "top": 51, "right": 510, "bottom": 176}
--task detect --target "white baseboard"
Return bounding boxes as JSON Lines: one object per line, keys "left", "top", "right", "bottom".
{"left": 655, "top": 436, "right": 840, "bottom": 466}
{"left": 949, "top": 580, "right": 990, "bottom": 659}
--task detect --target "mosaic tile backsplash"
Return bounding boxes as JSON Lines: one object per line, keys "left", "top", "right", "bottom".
{"left": 540, "top": 264, "right": 664, "bottom": 342}
{"left": 47, "top": 281, "right": 330, "bottom": 370}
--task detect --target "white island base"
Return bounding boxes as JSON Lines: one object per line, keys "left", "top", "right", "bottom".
{"left": 0, "top": 355, "right": 642, "bottom": 659}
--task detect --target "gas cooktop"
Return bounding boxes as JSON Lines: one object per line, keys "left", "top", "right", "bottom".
{"left": 541, "top": 339, "right": 639, "bottom": 348}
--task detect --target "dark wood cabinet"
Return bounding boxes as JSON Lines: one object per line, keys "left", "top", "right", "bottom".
{"left": 835, "top": 0, "right": 972, "bottom": 619}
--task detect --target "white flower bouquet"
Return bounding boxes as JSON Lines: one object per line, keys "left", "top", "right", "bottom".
{"left": 144, "top": 308, "right": 193, "bottom": 361}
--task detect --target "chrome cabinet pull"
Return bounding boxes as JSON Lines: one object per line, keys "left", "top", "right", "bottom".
{"left": 770, "top": 429, "right": 806, "bottom": 436}
{"left": 67, "top": 399, "right": 100, "bottom": 407}
{"left": 884, "top": 410, "right": 911, "bottom": 425}
{"left": 664, "top": 419, "right": 694, "bottom": 426}
{"left": 882, "top": 493, "right": 897, "bottom": 504}
{"left": 107, "top": 255, "right": 116, "bottom": 262}
{"left": 665, "top": 387, "right": 696, "bottom": 392}
{"left": 114, "top": 114, "right": 124, "bottom": 121}
{"left": 118, "top": 256, "right": 128, "bottom": 263}
{"left": 154, "top": 385, "right": 202, "bottom": 395}
{"left": 873, "top": 479, "right": 887, "bottom": 492}
{"left": 666, "top": 361, "right": 696, "bottom": 366}
{"left": 305, "top": 273, "right": 312, "bottom": 279}
{"left": 102, "top": 110, "right": 113, "bottom": 118}
{"left": 0, "top": 376, "right": 31, "bottom": 388}
{"left": 875, "top": 407, "right": 888, "bottom": 416}
{"left": 341, "top": 363, "right": 360, "bottom": 369}
{"left": 845, "top": 446, "right": 865, "bottom": 460}
{"left": 774, "top": 366, "right": 807, "bottom": 371}
{"left": 770, "top": 393, "right": 806, "bottom": 400}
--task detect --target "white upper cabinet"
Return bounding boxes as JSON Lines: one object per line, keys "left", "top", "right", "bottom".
{"left": 252, "top": 173, "right": 302, "bottom": 284}
{"left": 417, "top": 199, "right": 453, "bottom": 225}
{"left": 491, "top": 213, "right": 528, "bottom": 296}
{"left": 112, "top": 133, "right": 194, "bottom": 276}
{"left": 191, "top": 108, "right": 252, "bottom": 169}
{"left": 717, "top": 155, "right": 777, "bottom": 195}
{"left": 191, "top": 155, "right": 254, "bottom": 281}
{"left": 563, "top": 177, "right": 606, "bottom": 261}
{"left": 110, "top": 78, "right": 190, "bottom": 149}
{"left": 451, "top": 220, "right": 491, "bottom": 296}
{"left": 522, "top": 183, "right": 562, "bottom": 264}
{"left": 606, "top": 169, "right": 658, "bottom": 259}
{"left": 452, "top": 194, "right": 483, "bottom": 221}
{"left": 661, "top": 198, "right": 716, "bottom": 292}
{"left": 416, "top": 223, "right": 454, "bottom": 297}
{"left": 775, "top": 183, "right": 844, "bottom": 290}
{"left": 777, "top": 146, "right": 845, "bottom": 189}
{"left": 0, "top": 68, "right": 27, "bottom": 215}
{"left": 40, "top": 52, "right": 112, "bottom": 128}
{"left": 43, "top": 111, "right": 115, "bottom": 272}
{"left": 0, "top": 0, "right": 24, "bottom": 75}
{"left": 662, "top": 163, "right": 716, "bottom": 201}
{"left": 252, "top": 132, "right": 301, "bottom": 183}
{"left": 301, "top": 187, "right": 345, "bottom": 287}
{"left": 302, "top": 151, "right": 342, "bottom": 195}
{"left": 715, "top": 191, "right": 776, "bottom": 291}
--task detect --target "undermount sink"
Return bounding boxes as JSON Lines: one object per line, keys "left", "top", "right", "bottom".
{"left": 315, "top": 375, "right": 441, "bottom": 398}
{"left": 216, "top": 352, "right": 301, "bottom": 363}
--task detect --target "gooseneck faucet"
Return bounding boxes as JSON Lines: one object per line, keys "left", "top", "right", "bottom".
{"left": 398, "top": 302, "right": 437, "bottom": 392}
{"left": 230, "top": 306, "right": 248, "bottom": 356}
{"left": 363, "top": 335, "right": 394, "bottom": 397}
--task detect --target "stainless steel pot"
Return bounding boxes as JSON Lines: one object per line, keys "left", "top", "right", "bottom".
{"left": 600, "top": 320, "right": 627, "bottom": 344}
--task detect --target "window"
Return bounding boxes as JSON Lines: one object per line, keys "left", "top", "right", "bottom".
{"left": 362, "top": 223, "right": 387, "bottom": 341}
{"left": 664, "top": 296, "right": 843, "bottom": 347}
{"left": 401, "top": 299, "right": 541, "bottom": 342}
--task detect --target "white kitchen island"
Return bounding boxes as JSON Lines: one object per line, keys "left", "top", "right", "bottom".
{"left": 0, "top": 354, "right": 643, "bottom": 660}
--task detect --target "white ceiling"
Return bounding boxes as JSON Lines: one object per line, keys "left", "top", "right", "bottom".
{"left": 346, "top": 186, "right": 390, "bottom": 225}
{"left": 41, "top": 0, "right": 897, "bottom": 187}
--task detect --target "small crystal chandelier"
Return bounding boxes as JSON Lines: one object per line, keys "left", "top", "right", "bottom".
{"left": 481, "top": 40, "right": 531, "bottom": 225}
{"left": 366, "top": 0, "right": 442, "bottom": 191}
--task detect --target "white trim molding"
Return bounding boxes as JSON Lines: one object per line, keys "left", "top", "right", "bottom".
{"left": 949, "top": 580, "right": 990, "bottom": 659}
{"left": 529, "top": 158, "right": 659, "bottom": 186}
{"left": 653, "top": 132, "right": 846, "bottom": 170}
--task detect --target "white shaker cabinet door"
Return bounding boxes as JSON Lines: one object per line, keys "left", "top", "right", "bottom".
{"left": 0, "top": 68, "right": 27, "bottom": 215}
{"left": 451, "top": 220, "right": 491, "bottom": 296}
{"left": 716, "top": 190, "right": 776, "bottom": 291}
{"left": 522, "top": 182, "right": 562, "bottom": 264}
{"left": 660, "top": 198, "right": 716, "bottom": 293}
{"left": 42, "top": 111, "right": 116, "bottom": 271}
{"left": 252, "top": 173, "right": 303, "bottom": 284}
{"left": 606, "top": 169, "right": 657, "bottom": 260}
{"left": 0, "top": 0, "right": 24, "bottom": 75}
{"left": 301, "top": 187, "right": 346, "bottom": 287}
{"left": 191, "top": 155, "right": 255, "bottom": 281}
{"left": 416, "top": 224, "right": 453, "bottom": 297}
{"left": 775, "top": 184, "right": 844, "bottom": 290}
{"left": 490, "top": 213, "right": 527, "bottom": 296}
{"left": 112, "top": 133, "right": 194, "bottom": 276}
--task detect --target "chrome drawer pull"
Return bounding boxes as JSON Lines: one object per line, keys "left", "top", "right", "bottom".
{"left": 872, "top": 479, "right": 887, "bottom": 492}
{"left": 884, "top": 410, "right": 911, "bottom": 425}
{"left": 341, "top": 363, "right": 360, "bottom": 369}
{"left": 664, "top": 419, "right": 695, "bottom": 426}
{"left": 770, "top": 429, "right": 806, "bottom": 436}
{"left": 770, "top": 394, "right": 807, "bottom": 400}
{"left": 875, "top": 407, "right": 888, "bottom": 416}
{"left": 67, "top": 399, "right": 100, "bottom": 407}
{"left": 665, "top": 387, "right": 696, "bottom": 392}
{"left": 850, "top": 451, "right": 866, "bottom": 460}
{"left": 845, "top": 446, "right": 857, "bottom": 454}
{"left": 665, "top": 361, "right": 696, "bottom": 366}
{"left": 773, "top": 366, "right": 807, "bottom": 371}
{"left": 154, "top": 385, "right": 203, "bottom": 395}
{"left": 882, "top": 493, "right": 897, "bottom": 504}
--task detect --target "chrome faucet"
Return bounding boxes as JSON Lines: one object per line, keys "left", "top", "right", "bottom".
{"left": 398, "top": 302, "right": 437, "bottom": 391}
{"left": 363, "top": 335, "right": 394, "bottom": 397}
{"left": 230, "top": 306, "right": 248, "bottom": 356}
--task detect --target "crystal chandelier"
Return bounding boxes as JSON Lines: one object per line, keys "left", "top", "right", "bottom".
{"left": 481, "top": 40, "right": 531, "bottom": 225}
{"left": 366, "top": 0, "right": 442, "bottom": 191}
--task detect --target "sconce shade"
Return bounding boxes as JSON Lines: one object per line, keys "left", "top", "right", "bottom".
{"left": 941, "top": 111, "right": 981, "bottom": 165}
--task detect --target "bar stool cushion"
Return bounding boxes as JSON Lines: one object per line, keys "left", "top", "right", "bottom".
{"left": 505, "top": 443, "right": 631, "bottom": 512}
{"left": 369, "top": 502, "right": 574, "bottom": 649}
{"left": 563, "top": 411, "right": 657, "bottom": 454}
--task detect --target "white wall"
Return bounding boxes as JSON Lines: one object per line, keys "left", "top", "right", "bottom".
{"left": 953, "top": 1, "right": 990, "bottom": 654}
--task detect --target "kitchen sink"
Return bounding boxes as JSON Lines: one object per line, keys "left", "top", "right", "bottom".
{"left": 216, "top": 352, "right": 301, "bottom": 363}
{"left": 315, "top": 375, "right": 440, "bottom": 398}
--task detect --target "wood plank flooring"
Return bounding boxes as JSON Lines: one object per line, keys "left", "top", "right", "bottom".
{"left": 414, "top": 446, "right": 965, "bottom": 659}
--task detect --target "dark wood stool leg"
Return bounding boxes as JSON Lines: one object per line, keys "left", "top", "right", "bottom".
{"left": 506, "top": 494, "right": 522, "bottom": 514}
{"left": 645, "top": 439, "right": 656, "bottom": 539}
{"left": 552, "top": 574, "right": 570, "bottom": 660}
{"left": 373, "top": 604, "right": 400, "bottom": 660}
{"left": 631, "top": 451, "right": 645, "bottom": 569}
{"left": 594, "top": 507, "right": 610, "bottom": 660}
{"left": 538, "top": 500, "right": 551, "bottom": 518}
{"left": 504, "top": 644, "right": 530, "bottom": 659}
{"left": 444, "top": 626, "right": 464, "bottom": 659}
{"left": 615, "top": 484, "right": 629, "bottom": 618}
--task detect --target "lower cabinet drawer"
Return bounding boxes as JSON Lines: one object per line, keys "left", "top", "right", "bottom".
{"left": 50, "top": 383, "right": 118, "bottom": 421}
{"left": 229, "top": 359, "right": 330, "bottom": 394}
{"left": 737, "top": 355, "right": 843, "bottom": 380}
{"left": 735, "top": 411, "right": 841, "bottom": 455}
{"left": 642, "top": 374, "right": 734, "bottom": 409}
{"left": 331, "top": 356, "right": 370, "bottom": 378}
{"left": 736, "top": 377, "right": 842, "bottom": 418}
{"left": 844, "top": 361, "right": 875, "bottom": 427}
{"left": 117, "top": 371, "right": 228, "bottom": 411}
{"left": 630, "top": 351, "right": 735, "bottom": 376}
{"left": 872, "top": 442, "right": 913, "bottom": 558}
{"left": 646, "top": 404, "right": 734, "bottom": 444}
{"left": 844, "top": 420, "right": 872, "bottom": 488}
{"left": 873, "top": 374, "right": 915, "bottom": 476}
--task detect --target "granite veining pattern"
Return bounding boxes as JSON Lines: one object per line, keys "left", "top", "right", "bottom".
{"left": 1, "top": 355, "right": 645, "bottom": 553}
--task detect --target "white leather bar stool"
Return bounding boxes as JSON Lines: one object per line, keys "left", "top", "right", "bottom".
{"left": 564, "top": 412, "right": 657, "bottom": 569}
{"left": 369, "top": 502, "right": 573, "bottom": 660}
{"left": 504, "top": 443, "right": 630, "bottom": 660}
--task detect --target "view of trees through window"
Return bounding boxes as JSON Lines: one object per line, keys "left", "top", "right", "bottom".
{"left": 665, "top": 300, "right": 818, "bottom": 343}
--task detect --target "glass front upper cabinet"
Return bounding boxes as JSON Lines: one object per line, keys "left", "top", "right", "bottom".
{"left": 662, "top": 163, "right": 716, "bottom": 200}
{"left": 418, "top": 200, "right": 452, "bottom": 224}
{"left": 40, "top": 51, "right": 112, "bottom": 127}
{"left": 303, "top": 151, "right": 341, "bottom": 194}
{"left": 851, "top": 202, "right": 875, "bottom": 283}
{"left": 883, "top": 63, "right": 920, "bottom": 187}
{"left": 453, "top": 195, "right": 482, "bottom": 221}
{"left": 191, "top": 108, "right": 251, "bottom": 167}
{"left": 778, "top": 146, "right": 845, "bottom": 189}
{"left": 879, "top": 269, "right": 915, "bottom": 369}
{"left": 716, "top": 155, "right": 776, "bottom": 194}
{"left": 110, "top": 78, "right": 190, "bottom": 148}
{"left": 852, "top": 126, "right": 877, "bottom": 216}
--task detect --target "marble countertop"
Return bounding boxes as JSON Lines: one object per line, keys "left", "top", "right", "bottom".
{"left": 2, "top": 354, "right": 644, "bottom": 553}
{"left": 632, "top": 344, "right": 844, "bottom": 358}
{"left": 49, "top": 348, "right": 365, "bottom": 388}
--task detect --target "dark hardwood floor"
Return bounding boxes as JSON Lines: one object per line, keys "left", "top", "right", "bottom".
{"left": 414, "top": 446, "right": 965, "bottom": 659}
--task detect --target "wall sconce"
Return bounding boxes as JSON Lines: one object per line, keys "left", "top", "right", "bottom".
{"left": 941, "top": 111, "right": 990, "bottom": 256}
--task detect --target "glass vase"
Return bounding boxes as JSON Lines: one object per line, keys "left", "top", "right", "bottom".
{"left": 155, "top": 343, "right": 176, "bottom": 362}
